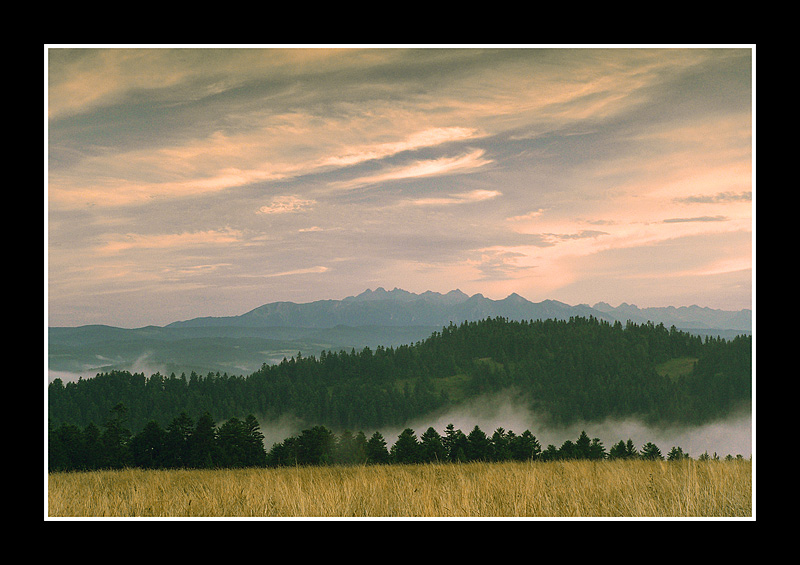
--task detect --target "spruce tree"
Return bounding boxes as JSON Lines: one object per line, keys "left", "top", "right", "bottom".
{"left": 366, "top": 431, "right": 389, "bottom": 464}
{"left": 466, "top": 425, "right": 491, "bottom": 461}
{"left": 243, "top": 414, "right": 267, "bottom": 467}
{"left": 640, "top": 442, "right": 664, "bottom": 460}
{"left": 391, "top": 428, "right": 421, "bottom": 464}
{"left": 190, "top": 412, "right": 218, "bottom": 468}
{"left": 420, "top": 427, "right": 446, "bottom": 463}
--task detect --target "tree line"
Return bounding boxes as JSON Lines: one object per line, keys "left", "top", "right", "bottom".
{"left": 48, "top": 316, "right": 752, "bottom": 435}
{"left": 48, "top": 403, "right": 739, "bottom": 473}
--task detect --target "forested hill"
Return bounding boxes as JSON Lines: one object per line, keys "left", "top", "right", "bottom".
{"left": 48, "top": 316, "right": 752, "bottom": 434}
{"left": 48, "top": 289, "right": 751, "bottom": 379}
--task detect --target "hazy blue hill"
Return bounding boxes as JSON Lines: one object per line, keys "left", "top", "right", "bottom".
{"left": 166, "top": 288, "right": 620, "bottom": 329}
{"left": 49, "top": 288, "right": 752, "bottom": 380}
{"left": 591, "top": 302, "right": 752, "bottom": 331}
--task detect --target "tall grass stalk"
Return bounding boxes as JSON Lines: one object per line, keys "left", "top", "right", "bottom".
{"left": 47, "top": 459, "right": 752, "bottom": 518}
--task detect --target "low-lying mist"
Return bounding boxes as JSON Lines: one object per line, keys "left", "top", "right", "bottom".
{"left": 256, "top": 390, "right": 753, "bottom": 459}
{"left": 388, "top": 391, "right": 753, "bottom": 459}
{"left": 49, "top": 363, "right": 752, "bottom": 459}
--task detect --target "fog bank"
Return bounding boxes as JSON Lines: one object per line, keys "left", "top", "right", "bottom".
{"left": 381, "top": 391, "right": 753, "bottom": 459}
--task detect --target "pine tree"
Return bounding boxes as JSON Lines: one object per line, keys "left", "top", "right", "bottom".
{"left": 558, "top": 439, "right": 577, "bottom": 460}
{"left": 296, "top": 425, "right": 336, "bottom": 465}
{"left": 366, "top": 431, "right": 389, "bottom": 464}
{"left": 243, "top": 414, "right": 267, "bottom": 467}
{"left": 609, "top": 440, "right": 627, "bottom": 460}
{"left": 335, "top": 429, "right": 360, "bottom": 465}
{"left": 130, "top": 420, "right": 166, "bottom": 469}
{"left": 391, "top": 428, "right": 421, "bottom": 464}
{"left": 82, "top": 422, "right": 103, "bottom": 470}
{"left": 540, "top": 444, "right": 559, "bottom": 461}
{"left": 640, "top": 442, "right": 664, "bottom": 460}
{"left": 514, "top": 430, "right": 542, "bottom": 461}
{"left": 164, "top": 412, "right": 194, "bottom": 468}
{"left": 667, "top": 446, "right": 688, "bottom": 461}
{"left": 575, "top": 430, "right": 591, "bottom": 459}
{"left": 100, "top": 403, "right": 132, "bottom": 469}
{"left": 491, "top": 428, "right": 511, "bottom": 461}
{"left": 217, "top": 417, "right": 247, "bottom": 468}
{"left": 466, "top": 425, "right": 491, "bottom": 461}
{"left": 420, "top": 427, "right": 446, "bottom": 463}
{"left": 588, "top": 437, "right": 606, "bottom": 460}
{"left": 190, "top": 412, "right": 218, "bottom": 468}
{"left": 625, "top": 438, "right": 639, "bottom": 459}
{"left": 443, "top": 423, "right": 468, "bottom": 462}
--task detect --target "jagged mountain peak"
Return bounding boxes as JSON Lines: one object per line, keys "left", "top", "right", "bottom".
{"left": 166, "top": 287, "right": 751, "bottom": 333}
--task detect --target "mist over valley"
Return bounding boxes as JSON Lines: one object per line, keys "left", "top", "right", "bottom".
{"left": 48, "top": 288, "right": 754, "bottom": 461}
{"left": 49, "top": 288, "right": 751, "bottom": 382}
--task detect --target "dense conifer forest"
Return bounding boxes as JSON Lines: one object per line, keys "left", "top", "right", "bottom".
{"left": 48, "top": 407, "right": 739, "bottom": 472}
{"left": 48, "top": 316, "right": 751, "bottom": 471}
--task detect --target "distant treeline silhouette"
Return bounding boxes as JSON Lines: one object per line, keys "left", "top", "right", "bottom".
{"left": 48, "top": 403, "right": 741, "bottom": 472}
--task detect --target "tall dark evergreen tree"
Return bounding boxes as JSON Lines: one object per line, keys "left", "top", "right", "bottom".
{"left": 164, "top": 412, "right": 194, "bottom": 468}
{"left": 558, "top": 440, "right": 577, "bottom": 460}
{"left": 443, "top": 424, "right": 468, "bottom": 462}
{"left": 190, "top": 412, "right": 218, "bottom": 468}
{"left": 490, "top": 428, "right": 509, "bottom": 461}
{"left": 130, "top": 420, "right": 166, "bottom": 469}
{"left": 625, "top": 439, "right": 639, "bottom": 459}
{"left": 640, "top": 442, "right": 664, "bottom": 460}
{"left": 82, "top": 422, "right": 103, "bottom": 470}
{"left": 420, "top": 426, "right": 446, "bottom": 463}
{"left": 609, "top": 440, "right": 627, "bottom": 460}
{"left": 243, "top": 414, "right": 267, "bottom": 467}
{"left": 667, "top": 446, "right": 689, "bottom": 461}
{"left": 365, "top": 431, "right": 390, "bottom": 464}
{"left": 296, "top": 425, "right": 336, "bottom": 465}
{"left": 391, "top": 428, "right": 421, "bottom": 464}
{"left": 100, "top": 403, "right": 132, "bottom": 469}
{"left": 588, "top": 437, "right": 606, "bottom": 460}
{"left": 466, "top": 425, "right": 492, "bottom": 462}
{"left": 575, "top": 430, "right": 591, "bottom": 459}
{"left": 217, "top": 417, "right": 247, "bottom": 468}
{"left": 334, "top": 429, "right": 363, "bottom": 465}
{"left": 508, "top": 430, "right": 541, "bottom": 461}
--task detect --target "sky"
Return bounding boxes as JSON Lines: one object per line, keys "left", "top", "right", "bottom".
{"left": 46, "top": 46, "right": 754, "bottom": 328}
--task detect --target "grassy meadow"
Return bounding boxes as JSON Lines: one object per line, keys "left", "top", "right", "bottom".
{"left": 47, "top": 458, "right": 752, "bottom": 518}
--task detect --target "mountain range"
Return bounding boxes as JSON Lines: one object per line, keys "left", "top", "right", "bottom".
{"left": 49, "top": 288, "right": 751, "bottom": 380}
{"left": 167, "top": 287, "right": 752, "bottom": 332}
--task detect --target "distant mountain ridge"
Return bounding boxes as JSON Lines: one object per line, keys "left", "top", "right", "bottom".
{"left": 167, "top": 287, "right": 752, "bottom": 333}
{"left": 50, "top": 288, "right": 751, "bottom": 380}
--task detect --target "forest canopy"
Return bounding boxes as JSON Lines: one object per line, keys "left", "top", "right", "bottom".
{"left": 48, "top": 316, "right": 752, "bottom": 438}
{"left": 50, "top": 405, "right": 732, "bottom": 473}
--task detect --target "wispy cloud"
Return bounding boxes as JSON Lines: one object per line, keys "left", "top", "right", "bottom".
{"left": 318, "top": 127, "right": 481, "bottom": 168}
{"left": 468, "top": 249, "right": 534, "bottom": 281}
{"left": 410, "top": 189, "right": 502, "bottom": 207}
{"left": 257, "top": 195, "right": 316, "bottom": 215}
{"left": 49, "top": 125, "right": 486, "bottom": 209}
{"left": 542, "top": 229, "right": 610, "bottom": 241}
{"left": 98, "top": 228, "right": 242, "bottom": 255}
{"left": 506, "top": 209, "right": 545, "bottom": 223}
{"left": 47, "top": 47, "right": 753, "bottom": 326}
{"left": 674, "top": 191, "right": 752, "bottom": 204}
{"left": 662, "top": 215, "right": 729, "bottom": 224}
{"left": 329, "top": 149, "right": 493, "bottom": 191}
{"left": 261, "top": 266, "right": 329, "bottom": 278}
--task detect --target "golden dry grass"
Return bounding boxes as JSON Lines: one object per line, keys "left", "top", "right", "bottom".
{"left": 47, "top": 459, "right": 752, "bottom": 518}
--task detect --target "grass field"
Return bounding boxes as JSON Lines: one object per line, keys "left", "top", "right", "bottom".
{"left": 47, "top": 458, "right": 752, "bottom": 518}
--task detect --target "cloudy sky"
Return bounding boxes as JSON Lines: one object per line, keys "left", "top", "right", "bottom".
{"left": 47, "top": 46, "right": 754, "bottom": 328}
